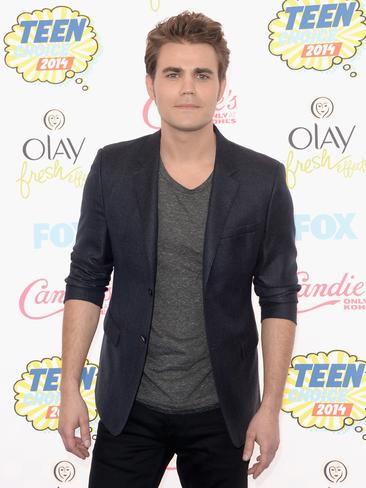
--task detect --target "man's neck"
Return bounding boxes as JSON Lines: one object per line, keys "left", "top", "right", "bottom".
{"left": 160, "top": 122, "right": 216, "bottom": 168}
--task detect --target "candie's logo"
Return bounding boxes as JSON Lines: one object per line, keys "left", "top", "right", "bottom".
{"left": 14, "top": 356, "right": 98, "bottom": 431}
{"left": 19, "top": 277, "right": 111, "bottom": 319}
{"left": 213, "top": 88, "right": 237, "bottom": 125}
{"left": 268, "top": 1, "right": 366, "bottom": 72}
{"left": 4, "top": 6, "right": 98, "bottom": 84}
{"left": 282, "top": 350, "right": 366, "bottom": 431}
{"left": 298, "top": 271, "right": 366, "bottom": 312}
{"left": 143, "top": 87, "right": 238, "bottom": 128}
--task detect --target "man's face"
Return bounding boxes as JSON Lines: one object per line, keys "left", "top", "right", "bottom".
{"left": 146, "top": 41, "right": 226, "bottom": 132}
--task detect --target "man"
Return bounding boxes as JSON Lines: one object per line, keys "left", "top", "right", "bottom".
{"left": 58, "top": 10, "right": 301, "bottom": 488}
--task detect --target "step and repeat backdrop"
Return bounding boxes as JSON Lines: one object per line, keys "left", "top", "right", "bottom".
{"left": 2, "top": 1, "right": 365, "bottom": 486}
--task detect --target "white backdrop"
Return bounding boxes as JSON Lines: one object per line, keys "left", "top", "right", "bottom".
{"left": 2, "top": 1, "right": 366, "bottom": 486}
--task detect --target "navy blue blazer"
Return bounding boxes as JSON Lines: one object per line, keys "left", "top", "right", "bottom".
{"left": 64, "top": 124, "right": 301, "bottom": 447}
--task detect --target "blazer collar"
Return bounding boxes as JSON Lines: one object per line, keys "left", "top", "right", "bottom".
{"left": 131, "top": 124, "right": 241, "bottom": 290}
{"left": 135, "top": 124, "right": 239, "bottom": 176}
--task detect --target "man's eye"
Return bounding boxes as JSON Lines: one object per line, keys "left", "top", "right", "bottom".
{"left": 166, "top": 73, "right": 209, "bottom": 79}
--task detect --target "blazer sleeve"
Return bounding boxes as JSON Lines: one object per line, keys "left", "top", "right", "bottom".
{"left": 252, "top": 162, "right": 301, "bottom": 324}
{"left": 63, "top": 148, "right": 113, "bottom": 308}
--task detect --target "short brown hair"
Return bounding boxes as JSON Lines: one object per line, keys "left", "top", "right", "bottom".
{"left": 145, "top": 11, "right": 230, "bottom": 81}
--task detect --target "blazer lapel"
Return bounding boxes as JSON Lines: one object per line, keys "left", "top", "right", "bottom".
{"left": 202, "top": 126, "right": 240, "bottom": 289}
{"left": 130, "top": 125, "right": 240, "bottom": 291}
{"left": 130, "top": 130, "right": 161, "bottom": 286}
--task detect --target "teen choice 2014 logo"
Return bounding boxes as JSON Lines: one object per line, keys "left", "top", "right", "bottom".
{"left": 14, "top": 356, "right": 98, "bottom": 431}
{"left": 282, "top": 350, "right": 366, "bottom": 430}
{"left": 268, "top": 0, "right": 366, "bottom": 71}
{"left": 4, "top": 6, "right": 98, "bottom": 84}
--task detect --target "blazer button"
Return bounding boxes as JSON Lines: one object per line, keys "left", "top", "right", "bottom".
{"left": 148, "top": 288, "right": 153, "bottom": 296}
{"left": 140, "top": 335, "right": 146, "bottom": 343}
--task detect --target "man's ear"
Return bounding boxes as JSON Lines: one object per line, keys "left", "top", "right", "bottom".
{"left": 218, "top": 77, "right": 227, "bottom": 100}
{"left": 145, "top": 74, "right": 155, "bottom": 100}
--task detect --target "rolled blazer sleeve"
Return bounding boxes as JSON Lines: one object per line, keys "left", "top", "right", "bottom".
{"left": 253, "top": 162, "right": 301, "bottom": 324}
{"left": 63, "top": 148, "right": 113, "bottom": 308}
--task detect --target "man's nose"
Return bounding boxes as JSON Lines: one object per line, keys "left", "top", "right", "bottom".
{"left": 180, "top": 76, "right": 196, "bottom": 95}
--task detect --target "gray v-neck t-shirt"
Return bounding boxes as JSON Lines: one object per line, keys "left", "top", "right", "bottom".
{"left": 135, "top": 157, "right": 220, "bottom": 413}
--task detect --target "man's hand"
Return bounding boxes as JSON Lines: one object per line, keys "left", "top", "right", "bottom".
{"left": 242, "top": 405, "right": 280, "bottom": 479}
{"left": 58, "top": 389, "right": 91, "bottom": 459}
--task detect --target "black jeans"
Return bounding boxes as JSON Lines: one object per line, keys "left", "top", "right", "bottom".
{"left": 89, "top": 399, "right": 249, "bottom": 487}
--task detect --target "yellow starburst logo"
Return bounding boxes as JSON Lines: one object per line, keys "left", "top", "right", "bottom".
{"left": 282, "top": 350, "right": 366, "bottom": 430}
{"left": 4, "top": 6, "right": 98, "bottom": 83}
{"left": 14, "top": 356, "right": 98, "bottom": 431}
{"left": 268, "top": 0, "right": 366, "bottom": 71}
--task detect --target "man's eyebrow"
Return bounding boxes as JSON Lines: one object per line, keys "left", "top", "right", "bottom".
{"left": 161, "top": 66, "right": 214, "bottom": 75}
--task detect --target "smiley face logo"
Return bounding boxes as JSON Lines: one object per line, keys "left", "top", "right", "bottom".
{"left": 324, "top": 460, "right": 347, "bottom": 483}
{"left": 311, "top": 97, "right": 334, "bottom": 119}
{"left": 43, "top": 109, "right": 65, "bottom": 130}
{"left": 54, "top": 460, "right": 75, "bottom": 482}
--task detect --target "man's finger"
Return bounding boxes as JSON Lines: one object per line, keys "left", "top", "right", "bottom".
{"left": 247, "top": 461, "right": 260, "bottom": 475}
{"left": 75, "top": 437, "right": 90, "bottom": 457}
{"left": 70, "top": 444, "right": 89, "bottom": 460}
{"left": 248, "top": 453, "right": 272, "bottom": 478}
{"left": 66, "top": 437, "right": 89, "bottom": 459}
{"left": 74, "top": 444, "right": 90, "bottom": 459}
{"left": 64, "top": 434, "right": 78, "bottom": 452}
{"left": 242, "top": 431, "right": 255, "bottom": 461}
{"left": 59, "top": 427, "right": 74, "bottom": 451}
{"left": 248, "top": 460, "right": 266, "bottom": 478}
{"left": 61, "top": 429, "right": 88, "bottom": 458}
{"left": 80, "top": 418, "right": 91, "bottom": 448}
